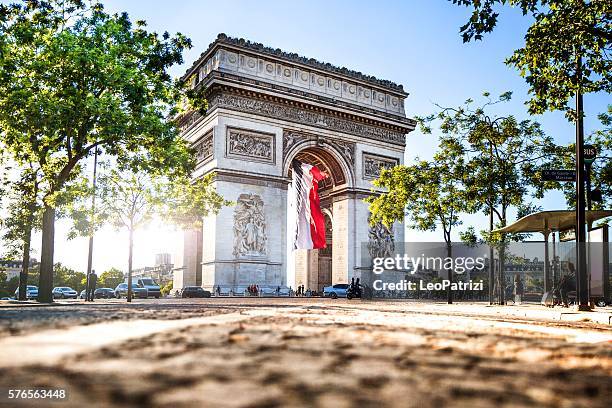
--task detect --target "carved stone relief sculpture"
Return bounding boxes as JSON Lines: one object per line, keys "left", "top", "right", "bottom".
{"left": 233, "top": 194, "right": 267, "bottom": 258}
{"left": 226, "top": 127, "right": 275, "bottom": 164}
{"left": 193, "top": 131, "right": 214, "bottom": 163}
{"left": 367, "top": 220, "right": 395, "bottom": 259}
{"left": 363, "top": 153, "right": 399, "bottom": 179}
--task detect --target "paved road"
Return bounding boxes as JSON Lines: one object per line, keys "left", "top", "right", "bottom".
{"left": 0, "top": 298, "right": 610, "bottom": 407}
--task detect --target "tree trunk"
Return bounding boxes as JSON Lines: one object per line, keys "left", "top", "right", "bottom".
{"left": 38, "top": 205, "right": 56, "bottom": 303}
{"left": 18, "top": 226, "right": 32, "bottom": 301}
{"left": 446, "top": 241, "right": 453, "bottom": 304}
{"left": 127, "top": 226, "right": 134, "bottom": 303}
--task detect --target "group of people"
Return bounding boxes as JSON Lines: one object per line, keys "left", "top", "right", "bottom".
{"left": 247, "top": 284, "right": 260, "bottom": 296}
{"left": 294, "top": 285, "right": 311, "bottom": 297}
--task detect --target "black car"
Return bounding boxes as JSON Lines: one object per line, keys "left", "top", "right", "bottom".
{"left": 181, "top": 286, "right": 211, "bottom": 298}
{"left": 94, "top": 288, "right": 115, "bottom": 299}
{"left": 114, "top": 282, "right": 148, "bottom": 299}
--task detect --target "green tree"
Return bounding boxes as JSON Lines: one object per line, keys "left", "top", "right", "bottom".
{"left": 0, "top": 1, "right": 194, "bottom": 302}
{"left": 156, "top": 174, "right": 232, "bottom": 229}
{"left": 99, "top": 267, "right": 125, "bottom": 289}
{"left": 450, "top": 0, "right": 611, "bottom": 115}
{"left": 550, "top": 105, "right": 612, "bottom": 209}
{"left": 0, "top": 272, "right": 20, "bottom": 298}
{"left": 98, "top": 169, "right": 226, "bottom": 302}
{"left": 1, "top": 166, "right": 42, "bottom": 300}
{"left": 418, "top": 93, "right": 557, "bottom": 240}
{"left": 98, "top": 170, "right": 156, "bottom": 303}
{"left": 368, "top": 139, "right": 474, "bottom": 304}
{"left": 414, "top": 93, "right": 556, "bottom": 302}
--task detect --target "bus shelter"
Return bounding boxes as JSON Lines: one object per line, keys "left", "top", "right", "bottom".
{"left": 494, "top": 210, "right": 611, "bottom": 305}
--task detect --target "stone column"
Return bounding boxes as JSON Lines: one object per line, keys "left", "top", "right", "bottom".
{"left": 332, "top": 198, "right": 354, "bottom": 284}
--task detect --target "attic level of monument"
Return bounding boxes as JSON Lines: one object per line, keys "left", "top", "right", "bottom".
{"left": 181, "top": 34, "right": 414, "bottom": 125}
{"left": 178, "top": 85, "right": 411, "bottom": 146}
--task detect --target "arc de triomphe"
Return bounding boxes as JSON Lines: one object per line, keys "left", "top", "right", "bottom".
{"left": 173, "top": 34, "right": 415, "bottom": 293}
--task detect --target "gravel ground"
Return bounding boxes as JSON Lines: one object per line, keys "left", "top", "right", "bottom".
{"left": 0, "top": 298, "right": 610, "bottom": 407}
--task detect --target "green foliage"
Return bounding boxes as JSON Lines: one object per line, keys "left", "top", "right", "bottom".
{"left": 156, "top": 173, "right": 231, "bottom": 229}
{"left": 0, "top": 272, "right": 20, "bottom": 298}
{"left": 368, "top": 139, "right": 475, "bottom": 244}
{"left": 417, "top": 92, "right": 558, "bottom": 243}
{"left": 160, "top": 281, "right": 173, "bottom": 297}
{"left": 451, "top": 0, "right": 612, "bottom": 115}
{"left": 0, "top": 1, "right": 195, "bottom": 301}
{"left": 99, "top": 267, "right": 124, "bottom": 289}
{"left": 98, "top": 170, "right": 157, "bottom": 232}
{"left": 52, "top": 263, "right": 86, "bottom": 292}
{"left": 548, "top": 105, "right": 612, "bottom": 209}
{"left": 1, "top": 166, "right": 42, "bottom": 259}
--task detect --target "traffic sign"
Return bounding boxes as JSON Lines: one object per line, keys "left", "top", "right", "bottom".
{"left": 584, "top": 144, "right": 597, "bottom": 164}
{"left": 542, "top": 169, "right": 576, "bottom": 182}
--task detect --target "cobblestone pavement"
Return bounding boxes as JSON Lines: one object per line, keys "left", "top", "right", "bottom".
{"left": 0, "top": 298, "right": 610, "bottom": 407}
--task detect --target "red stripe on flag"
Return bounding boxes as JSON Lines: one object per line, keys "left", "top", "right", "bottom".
{"left": 309, "top": 166, "right": 327, "bottom": 249}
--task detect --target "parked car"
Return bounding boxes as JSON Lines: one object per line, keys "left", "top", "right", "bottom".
{"left": 114, "top": 282, "right": 147, "bottom": 299}
{"left": 94, "top": 288, "right": 116, "bottom": 299}
{"left": 136, "top": 278, "right": 161, "bottom": 298}
{"left": 14, "top": 285, "right": 38, "bottom": 300}
{"left": 323, "top": 283, "right": 349, "bottom": 299}
{"left": 52, "top": 287, "right": 78, "bottom": 299}
{"left": 79, "top": 290, "right": 86, "bottom": 299}
{"left": 180, "top": 286, "right": 211, "bottom": 298}
{"left": 1, "top": 297, "right": 12, "bottom": 300}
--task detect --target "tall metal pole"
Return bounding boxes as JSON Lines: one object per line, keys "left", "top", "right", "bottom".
{"left": 488, "top": 142, "right": 495, "bottom": 305}
{"left": 575, "top": 54, "right": 590, "bottom": 311}
{"left": 85, "top": 148, "right": 99, "bottom": 294}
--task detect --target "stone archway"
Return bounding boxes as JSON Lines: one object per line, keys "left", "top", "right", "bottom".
{"left": 286, "top": 144, "right": 350, "bottom": 292}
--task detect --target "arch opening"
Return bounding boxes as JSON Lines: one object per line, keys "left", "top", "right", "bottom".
{"left": 286, "top": 145, "right": 348, "bottom": 293}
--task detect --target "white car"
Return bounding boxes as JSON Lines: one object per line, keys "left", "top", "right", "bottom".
{"left": 14, "top": 285, "right": 38, "bottom": 300}
{"left": 52, "top": 287, "right": 78, "bottom": 299}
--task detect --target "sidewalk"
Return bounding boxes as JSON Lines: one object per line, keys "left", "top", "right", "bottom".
{"left": 386, "top": 301, "right": 612, "bottom": 325}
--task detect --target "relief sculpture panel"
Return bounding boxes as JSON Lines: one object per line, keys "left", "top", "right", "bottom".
{"left": 233, "top": 194, "right": 267, "bottom": 258}
{"left": 226, "top": 127, "right": 275, "bottom": 164}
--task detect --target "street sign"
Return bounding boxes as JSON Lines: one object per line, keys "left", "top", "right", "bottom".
{"left": 542, "top": 169, "right": 576, "bottom": 182}
{"left": 584, "top": 144, "right": 597, "bottom": 164}
{"left": 591, "top": 189, "right": 603, "bottom": 202}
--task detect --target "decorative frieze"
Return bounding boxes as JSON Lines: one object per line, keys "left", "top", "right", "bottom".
{"left": 362, "top": 153, "right": 399, "bottom": 179}
{"left": 192, "top": 131, "right": 213, "bottom": 164}
{"left": 211, "top": 93, "right": 405, "bottom": 145}
{"left": 226, "top": 127, "right": 275, "bottom": 164}
{"left": 233, "top": 193, "right": 267, "bottom": 258}
{"left": 282, "top": 130, "right": 308, "bottom": 158}
{"left": 368, "top": 220, "right": 395, "bottom": 259}
{"left": 325, "top": 138, "right": 355, "bottom": 166}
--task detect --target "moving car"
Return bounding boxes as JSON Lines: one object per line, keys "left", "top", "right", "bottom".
{"left": 114, "top": 282, "right": 148, "bottom": 299}
{"left": 52, "top": 287, "right": 78, "bottom": 299}
{"left": 136, "top": 278, "right": 161, "bottom": 298}
{"left": 180, "top": 286, "right": 211, "bottom": 298}
{"left": 323, "top": 283, "right": 349, "bottom": 299}
{"left": 94, "top": 287, "right": 116, "bottom": 299}
{"left": 14, "top": 285, "right": 38, "bottom": 300}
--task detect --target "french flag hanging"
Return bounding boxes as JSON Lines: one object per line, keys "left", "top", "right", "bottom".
{"left": 291, "top": 159, "right": 327, "bottom": 250}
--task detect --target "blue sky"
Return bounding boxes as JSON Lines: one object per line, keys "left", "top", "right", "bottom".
{"left": 8, "top": 1, "right": 611, "bottom": 272}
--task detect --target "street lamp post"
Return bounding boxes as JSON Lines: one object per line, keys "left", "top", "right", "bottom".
{"left": 575, "top": 55, "right": 590, "bottom": 311}
{"left": 85, "top": 148, "right": 99, "bottom": 294}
